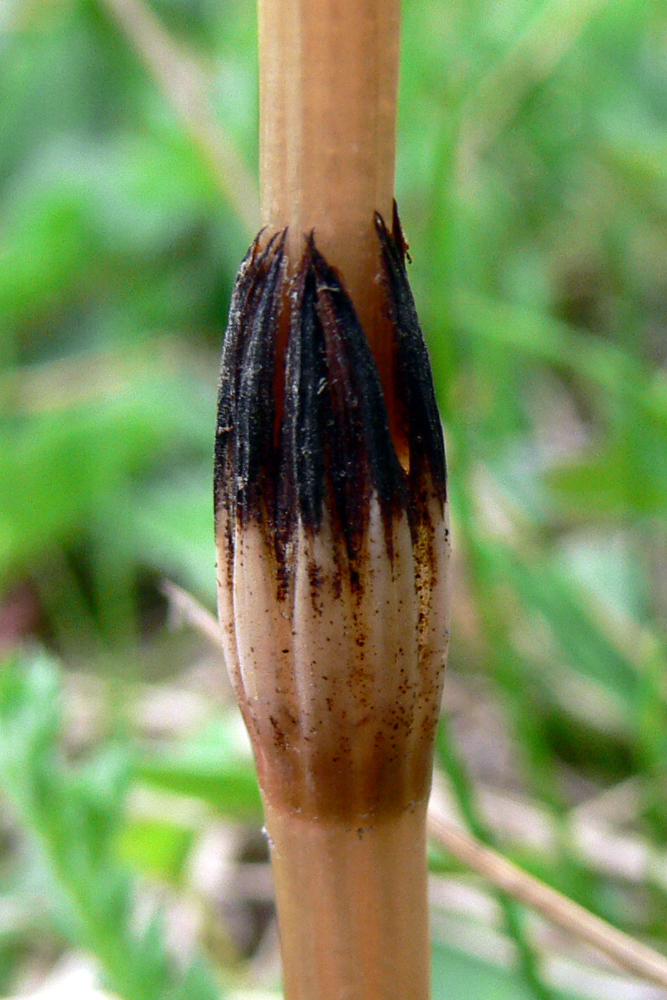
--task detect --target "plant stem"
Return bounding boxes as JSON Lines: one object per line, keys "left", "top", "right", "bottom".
{"left": 247, "top": 5, "right": 444, "bottom": 997}
{"left": 265, "top": 801, "right": 431, "bottom": 1000}
{"left": 258, "top": 0, "right": 400, "bottom": 355}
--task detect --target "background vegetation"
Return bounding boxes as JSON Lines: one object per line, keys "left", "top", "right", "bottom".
{"left": 1, "top": 0, "right": 667, "bottom": 997}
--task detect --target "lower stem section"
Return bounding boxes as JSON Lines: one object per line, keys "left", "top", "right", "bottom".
{"left": 263, "top": 801, "right": 432, "bottom": 1000}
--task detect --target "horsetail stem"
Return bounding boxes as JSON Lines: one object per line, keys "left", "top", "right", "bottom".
{"left": 215, "top": 3, "right": 451, "bottom": 995}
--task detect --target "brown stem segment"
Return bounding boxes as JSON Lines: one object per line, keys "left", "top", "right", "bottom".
{"left": 265, "top": 802, "right": 431, "bottom": 1000}
{"left": 215, "top": 195, "right": 448, "bottom": 1000}
{"left": 240, "top": 10, "right": 442, "bottom": 997}
{"left": 258, "top": 0, "right": 400, "bottom": 355}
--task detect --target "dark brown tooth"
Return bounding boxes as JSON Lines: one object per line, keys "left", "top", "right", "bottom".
{"left": 375, "top": 211, "right": 447, "bottom": 503}
{"left": 308, "top": 238, "right": 406, "bottom": 519}
{"left": 279, "top": 232, "right": 406, "bottom": 568}
{"left": 214, "top": 230, "right": 287, "bottom": 536}
{"left": 214, "top": 232, "right": 262, "bottom": 521}
{"left": 214, "top": 212, "right": 447, "bottom": 580}
{"left": 234, "top": 231, "right": 287, "bottom": 526}
{"left": 278, "top": 248, "right": 328, "bottom": 540}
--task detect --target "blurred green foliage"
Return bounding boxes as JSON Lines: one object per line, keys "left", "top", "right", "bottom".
{"left": 1, "top": 0, "right": 667, "bottom": 996}
{"left": 0, "top": 653, "right": 222, "bottom": 1000}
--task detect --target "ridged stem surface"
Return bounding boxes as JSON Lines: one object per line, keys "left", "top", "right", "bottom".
{"left": 264, "top": 801, "right": 431, "bottom": 1000}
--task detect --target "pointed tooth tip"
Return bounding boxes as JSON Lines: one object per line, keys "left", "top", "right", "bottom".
{"left": 257, "top": 227, "right": 288, "bottom": 270}
{"left": 299, "top": 231, "right": 317, "bottom": 270}
{"left": 306, "top": 237, "right": 329, "bottom": 276}
{"left": 374, "top": 210, "right": 388, "bottom": 237}
{"left": 310, "top": 249, "right": 346, "bottom": 298}
{"left": 243, "top": 227, "right": 265, "bottom": 264}
{"left": 265, "top": 230, "right": 281, "bottom": 257}
{"left": 294, "top": 231, "right": 344, "bottom": 291}
{"left": 374, "top": 205, "right": 411, "bottom": 266}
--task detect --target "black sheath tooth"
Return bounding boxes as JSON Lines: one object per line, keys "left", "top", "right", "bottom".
{"left": 214, "top": 231, "right": 287, "bottom": 529}
{"left": 214, "top": 233, "right": 263, "bottom": 517}
{"left": 215, "top": 214, "right": 446, "bottom": 578}
{"left": 308, "top": 239, "right": 406, "bottom": 534}
{"left": 279, "top": 253, "right": 329, "bottom": 538}
{"left": 235, "top": 232, "right": 287, "bottom": 525}
{"left": 375, "top": 212, "right": 447, "bottom": 503}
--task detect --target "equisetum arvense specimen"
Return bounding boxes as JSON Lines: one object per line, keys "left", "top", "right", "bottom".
{"left": 214, "top": 0, "right": 451, "bottom": 996}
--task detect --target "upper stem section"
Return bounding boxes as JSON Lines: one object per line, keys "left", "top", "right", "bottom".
{"left": 258, "top": 0, "right": 400, "bottom": 352}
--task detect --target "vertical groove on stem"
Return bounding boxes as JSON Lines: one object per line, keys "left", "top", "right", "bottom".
{"left": 265, "top": 802, "right": 431, "bottom": 1000}
{"left": 258, "top": 0, "right": 400, "bottom": 357}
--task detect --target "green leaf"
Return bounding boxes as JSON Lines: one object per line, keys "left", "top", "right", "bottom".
{"left": 116, "top": 817, "right": 195, "bottom": 883}
{"left": 432, "top": 939, "right": 583, "bottom": 1000}
{"left": 136, "top": 716, "right": 263, "bottom": 821}
{"left": 0, "top": 651, "right": 224, "bottom": 1000}
{"left": 546, "top": 434, "right": 667, "bottom": 518}
{"left": 487, "top": 542, "right": 638, "bottom": 708}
